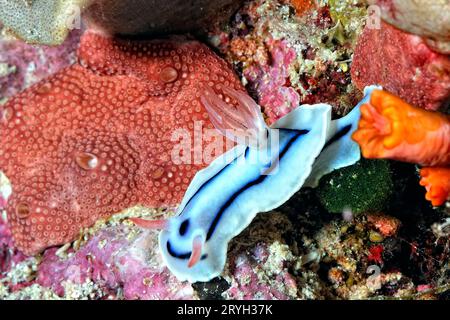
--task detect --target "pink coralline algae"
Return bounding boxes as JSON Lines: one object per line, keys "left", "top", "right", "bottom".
{"left": 36, "top": 224, "right": 194, "bottom": 299}
{"left": 0, "top": 194, "right": 6, "bottom": 210}
{"left": 0, "top": 30, "right": 81, "bottom": 100}
{"left": 0, "top": 214, "right": 27, "bottom": 275}
{"left": 244, "top": 39, "right": 300, "bottom": 124}
{"left": 225, "top": 242, "right": 298, "bottom": 300}
{"left": 0, "top": 30, "right": 244, "bottom": 255}
{"left": 1, "top": 178, "right": 32, "bottom": 283}
{"left": 351, "top": 21, "right": 450, "bottom": 111}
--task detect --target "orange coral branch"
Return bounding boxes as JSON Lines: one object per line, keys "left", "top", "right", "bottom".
{"left": 419, "top": 167, "right": 450, "bottom": 206}
{"left": 352, "top": 90, "right": 450, "bottom": 167}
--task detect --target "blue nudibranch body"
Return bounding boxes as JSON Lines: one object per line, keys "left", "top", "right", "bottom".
{"left": 134, "top": 85, "right": 380, "bottom": 282}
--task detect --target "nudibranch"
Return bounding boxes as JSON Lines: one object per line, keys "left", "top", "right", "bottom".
{"left": 0, "top": 30, "right": 246, "bottom": 255}
{"left": 352, "top": 89, "right": 450, "bottom": 206}
{"left": 352, "top": 89, "right": 450, "bottom": 167}
{"left": 132, "top": 86, "right": 380, "bottom": 282}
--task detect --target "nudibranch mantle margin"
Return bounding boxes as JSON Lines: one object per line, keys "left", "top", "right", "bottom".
{"left": 136, "top": 85, "right": 380, "bottom": 283}
{"left": 161, "top": 104, "right": 330, "bottom": 282}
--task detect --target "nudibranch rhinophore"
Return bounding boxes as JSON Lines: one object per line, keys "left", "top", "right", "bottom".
{"left": 132, "top": 85, "right": 380, "bottom": 282}
{"left": 352, "top": 89, "right": 450, "bottom": 207}
{"left": 352, "top": 89, "right": 450, "bottom": 167}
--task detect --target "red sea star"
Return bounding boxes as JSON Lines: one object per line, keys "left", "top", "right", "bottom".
{"left": 0, "top": 31, "right": 244, "bottom": 255}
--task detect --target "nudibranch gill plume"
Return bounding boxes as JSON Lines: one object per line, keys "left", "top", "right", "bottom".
{"left": 132, "top": 86, "right": 380, "bottom": 282}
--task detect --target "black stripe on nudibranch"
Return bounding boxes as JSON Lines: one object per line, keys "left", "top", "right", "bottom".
{"left": 165, "top": 148, "right": 249, "bottom": 261}
{"left": 206, "top": 129, "right": 309, "bottom": 241}
{"left": 244, "top": 145, "right": 250, "bottom": 159}
{"left": 178, "top": 147, "right": 250, "bottom": 217}
{"left": 167, "top": 241, "right": 207, "bottom": 260}
{"left": 166, "top": 129, "right": 309, "bottom": 262}
{"left": 323, "top": 124, "right": 352, "bottom": 149}
{"left": 179, "top": 219, "right": 189, "bottom": 236}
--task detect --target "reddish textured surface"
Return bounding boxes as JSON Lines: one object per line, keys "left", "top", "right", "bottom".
{"left": 368, "top": 0, "right": 450, "bottom": 52}
{"left": 0, "top": 195, "right": 5, "bottom": 210}
{"left": 351, "top": 21, "right": 450, "bottom": 111}
{"left": 0, "top": 31, "right": 243, "bottom": 255}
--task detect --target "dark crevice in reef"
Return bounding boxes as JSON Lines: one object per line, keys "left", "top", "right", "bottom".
{"left": 193, "top": 277, "right": 231, "bottom": 300}
{"left": 383, "top": 161, "right": 448, "bottom": 286}
{"left": 279, "top": 188, "right": 335, "bottom": 243}
{"left": 439, "top": 289, "right": 450, "bottom": 300}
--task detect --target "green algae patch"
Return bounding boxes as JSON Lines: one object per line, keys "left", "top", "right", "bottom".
{"left": 316, "top": 159, "right": 394, "bottom": 214}
{"left": 327, "top": 0, "right": 368, "bottom": 45}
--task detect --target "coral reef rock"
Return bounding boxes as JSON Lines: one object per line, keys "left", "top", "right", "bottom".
{"left": 36, "top": 223, "right": 194, "bottom": 299}
{"left": 351, "top": 21, "right": 450, "bottom": 111}
{"left": 84, "top": 0, "right": 246, "bottom": 38}
{"left": 368, "top": 0, "right": 450, "bottom": 54}
{"left": 0, "top": 0, "right": 245, "bottom": 45}
{"left": 0, "top": 29, "right": 81, "bottom": 100}
{"left": 0, "top": 0, "right": 88, "bottom": 45}
{"left": 209, "top": 0, "right": 368, "bottom": 123}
